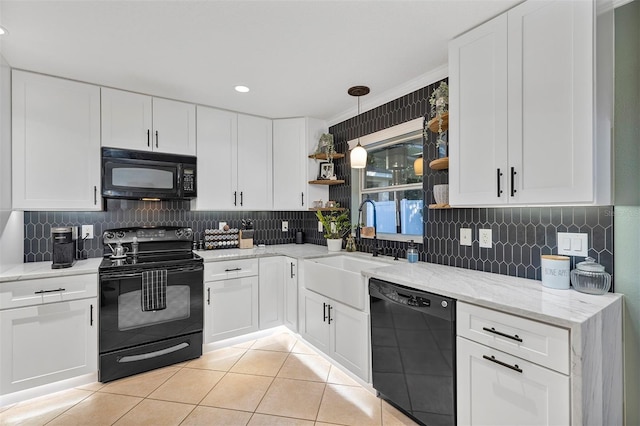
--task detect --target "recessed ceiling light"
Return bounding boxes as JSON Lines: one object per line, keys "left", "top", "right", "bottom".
{"left": 234, "top": 85, "right": 250, "bottom": 93}
{"left": 0, "top": 26, "right": 7, "bottom": 36}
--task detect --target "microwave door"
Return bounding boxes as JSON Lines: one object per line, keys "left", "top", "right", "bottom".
{"left": 103, "top": 159, "right": 179, "bottom": 199}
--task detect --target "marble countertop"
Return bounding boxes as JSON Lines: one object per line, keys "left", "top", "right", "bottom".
{"left": 0, "top": 244, "right": 621, "bottom": 329}
{"left": 0, "top": 258, "right": 102, "bottom": 282}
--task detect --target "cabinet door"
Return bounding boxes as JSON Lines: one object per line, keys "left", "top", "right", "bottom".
{"left": 300, "top": 290, "right": 330, "bottom": 353}
{"left": 12, "top": 71, "right": 101, "bottom": 211}
{"left": 204, "top": 276, "right": 258, "bottom": 343}
{"left": 273, "top": 118, "right": 306, "bottom": 210}
{"left": 284, "top": 257, "right": 298, "bottom": 331}
{"left": 448, "top": 15, "right": 508, "bottom": 207}
{"left": 237, "top": 114, "right": 273, "bottom": 210}
{"left": 194, "top": 106, "right": 238, "bottom": 210}
{"left": 456, "top": 337, "right": 570, "bottom": 426}
{"left": 152, "top": 97, "right": 196, "bottom": 156}
{"left": 330, "top": 300, "right": 369, "bottom": 381}
{"left": 101, "top": 88, "right": 152, "bottom": 151}
{"left": 258, "top": 257, "right": 284, "bottom": 329}
{"left": 507, "top": 0, "right": 594, "bottom": 204}
{"left": 0, "top": 298, "right": 97, "bottom": 395}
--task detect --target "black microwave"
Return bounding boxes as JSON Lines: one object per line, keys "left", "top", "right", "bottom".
{"left": 102, "top": 148, "right": 197, "bottom": 200}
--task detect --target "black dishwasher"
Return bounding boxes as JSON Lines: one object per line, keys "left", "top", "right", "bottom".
{"left": 369, "top": 278, "right": 456, "bottom": 426}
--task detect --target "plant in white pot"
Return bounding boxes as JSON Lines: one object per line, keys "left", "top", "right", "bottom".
{"left": 315, "top": 209, "right": 351, "bottom": 252}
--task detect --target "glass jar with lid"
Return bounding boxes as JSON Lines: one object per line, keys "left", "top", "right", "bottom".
{"left": 570, "top": 257, "right": 611, "bottom": 295}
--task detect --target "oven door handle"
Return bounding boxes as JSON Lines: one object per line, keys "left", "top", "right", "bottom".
{"left": 117, "top": 342, "right": 190, "bottom": 363}
{"left": 100, "top": 265, "right": 203, "bottom": 279}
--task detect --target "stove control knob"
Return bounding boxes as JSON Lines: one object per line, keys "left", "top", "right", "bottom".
{"left": 116, "top": 231, "right": 125, "bottom": 239}
{"left": 184, "top": 228, "right": 193, "bottom": 238}
{"left": 441, "top": 300, "right": 448, "bottom": 308}
{"left": 175, "top": 229, "right": 184, "bottom": 237}
{"left": 104, "top": 231, "right": 115, "bottom": 240}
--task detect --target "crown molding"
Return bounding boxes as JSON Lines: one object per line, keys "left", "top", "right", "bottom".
{"left": 326, "top": 64, "right": 448, "bottom": 128}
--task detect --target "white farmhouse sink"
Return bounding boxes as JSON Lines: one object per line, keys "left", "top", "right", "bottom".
{"left": 303, "top": 255, "right": 387, "bottom": 310}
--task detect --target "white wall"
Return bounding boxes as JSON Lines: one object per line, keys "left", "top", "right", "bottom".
{"left": 0, "top": 49, "right": 24, "bottom": 271}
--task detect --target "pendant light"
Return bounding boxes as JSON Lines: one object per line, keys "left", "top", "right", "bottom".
{"left": 414, "top": 156, "right": 423, "bottom": 176}
{"left": 349, "top": 86, "right": 370, "bottom": 169}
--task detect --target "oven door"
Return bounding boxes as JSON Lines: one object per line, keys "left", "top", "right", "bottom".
{"left": 99, "top": 263, "right": 203, "bottom": 355}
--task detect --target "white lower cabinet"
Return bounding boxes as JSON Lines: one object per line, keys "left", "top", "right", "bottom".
{"left": 300, "top": 288, "right": 368, "bottom": 380}
{"left": 283, "top": 257, "right": 298, "bottom": 331}
{"left": 204, "top": 260, "right": 259, "bottom": 343}
{"left": 258, "top": 257, "right": 284, "bottom": 329}
{"left": 456, "top": 301, "right": 570, "bottom": 425}
{"left": 0, "top": 276, "right": 98, "bottom": 396}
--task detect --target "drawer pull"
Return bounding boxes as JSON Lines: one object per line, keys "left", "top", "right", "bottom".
{"left": 483, "top": 355, "right": 523, "bottom": 373}
{"left": 224, "top": 267, "right": 242, "bottom": 272}
{"left": 482, "top": 326, "right": 523, "bottom": 342}
{"left": 34, "top": 288, "right": 65, "bottom": 294}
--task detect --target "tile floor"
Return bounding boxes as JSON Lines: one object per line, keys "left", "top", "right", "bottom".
{"left": 0, "top": 332, "right": 417, "bottom": 426}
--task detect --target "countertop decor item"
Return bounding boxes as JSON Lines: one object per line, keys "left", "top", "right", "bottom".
{"left": 541, "top": 255, "right": 570, "bottom": 289}
{"left": 571, "top": 257, "right": 611, "bottom": 295}
{"left": 315, "top": 209, "right": 351, "bottom": 252}
{"left": 348, "top": 85, "right": 370, "bottom": 169}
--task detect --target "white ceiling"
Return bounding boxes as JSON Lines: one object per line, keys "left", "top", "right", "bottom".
{"left": 0, "top": 0, "right": 519, "bottom": 123}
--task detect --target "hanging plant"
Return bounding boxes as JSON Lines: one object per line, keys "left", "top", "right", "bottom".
{"left": 429, "top": 81, "right": 449, "bottom": 135}
{"left": 315, "top": 133, "right": 336, "bottom": 161}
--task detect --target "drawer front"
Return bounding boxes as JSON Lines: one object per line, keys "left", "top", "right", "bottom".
{"left": 457, "top": 302, "right": 569, "bottom": 374}
{"left": 0, "top": 274, "right": 98, "bottom": 310}
{"left": 204, "top": 259, "right": 259, "bottom": 282}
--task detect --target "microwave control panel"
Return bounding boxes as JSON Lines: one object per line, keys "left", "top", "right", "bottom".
{"left": 183, "top": 169, "right": 195, "bottom": 192}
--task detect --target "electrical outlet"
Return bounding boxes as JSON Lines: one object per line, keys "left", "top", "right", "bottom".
{"left": 318, "top": 221, "right": 323, "bottom": 232}
{"left": 479, "top": 229, "right": 492, "bottom": 248}
{"left": 81, "top": 225, "right": 94, "bottom": 240}
{"left": 282, "top": 221, "right": 289, "bottom": 232}
{"left": 218, "top": 222, "right": 227, "bottom": 230}
{"left": 460, "top": 228, "right": 472, "bottom": 246}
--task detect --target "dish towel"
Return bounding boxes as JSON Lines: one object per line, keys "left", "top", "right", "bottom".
{"left": 141, "top": 269, "right": 167, "bottom": 311}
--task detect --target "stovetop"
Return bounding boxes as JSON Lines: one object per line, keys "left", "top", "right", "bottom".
{"left": 99, "top": 226, "right": 201, "bottom": 272}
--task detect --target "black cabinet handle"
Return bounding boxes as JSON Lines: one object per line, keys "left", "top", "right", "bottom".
{"left": 290, "top": 262, "right": 295, "bottom": 278}
{"left": 496, "top": 169, "right": 503, "bottom": 197}
{"left": 147, "top": 129, "right": 150, "bottom": 147}
{"left": 34, "top": 288, "right": 65, "bottom": 294}
{"left": 207, "top": 288, "right": 211, "bottom": 305}
{"left": 94, "top": 186, "right": 97, "bottom": 205}
{"left": 155, "top": 130, "right": 159, "bottom": 148}
{"left": 328, "top": 305, "right": 333, "bottom": 324}
{"left": 240, "top": 192, "right": 243, "bottom": 206}
{"left": 510, "top": 167, "right": 517, "bottom": 197}
{"left": 323, "top": 303, "right": 328, "bottom": 322}
{"left": 90, "top": 304, "right": 94, "bottom": 326}
{"left": 301, "top": 192, "right": 304, "bottom": 207}
{"left": 234, "top": 191, "right": 237, "bottom": 206}
{"left": 483, "top": 354, "right": 523, "bottom": 373}
{"left": 482, "top": 326, "right": 523, "bottom": 342}
{"left": 225, "top": 267, "right": 242, "bottom": 272}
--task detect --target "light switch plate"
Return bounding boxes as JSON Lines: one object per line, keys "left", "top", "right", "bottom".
{"left": 479, "top": 229, "right": 492, "bottom": 248}
{"left": 460, "top": 228, "right": 472, "bottom": 246}
{"left": 318, "top": 221, "right": 323, "bottom": 232}
{"left": 218, "top": 222, "right": 227, "bottom": 230}
{"left": 557, "top": 232, "right": 589, "bottom": 257}
{"left": 282, "top": 221, "right": 289, "bottom": 232}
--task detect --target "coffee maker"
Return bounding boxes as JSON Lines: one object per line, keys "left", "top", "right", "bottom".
{"left": 51, "top": 227, "right": 77, "bottom": 269}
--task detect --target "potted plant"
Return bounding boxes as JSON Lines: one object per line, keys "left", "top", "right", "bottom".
{"left": 315, "top": 133, "right": 336, "bottom": 160}
{"left": 315, "top": 209, "right": 351, "bottom": 252}
{"left": 429, "top": 81, "right": 449, "bottom": 158}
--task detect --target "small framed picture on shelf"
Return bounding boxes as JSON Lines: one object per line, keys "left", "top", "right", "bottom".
{"left": 318, "top": 162, "right": 334, "bottom": 180}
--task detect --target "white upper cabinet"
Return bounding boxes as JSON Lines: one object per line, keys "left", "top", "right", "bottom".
{"left": 273, "top": 118, "right": 329, "bottom": 211}
{"left": 12, "top": 70, "right": 101, "bottom": 211}
{"left": 449, "top": 0, "right": 612, "bottom": 206}
{"left": 101, "top": 87, "right": 196, "bottom": 156}
{"left": 194, "top": 107, "right": 272, "bottom": 210}
{"left": 237, "top": 114, "right": 273, "bottom": 210}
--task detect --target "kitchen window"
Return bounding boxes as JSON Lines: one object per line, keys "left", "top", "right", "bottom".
{"left": 350, "top": 119, "right": 424, "bottom": 241}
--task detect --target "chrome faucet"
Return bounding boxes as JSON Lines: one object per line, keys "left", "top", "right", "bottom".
{"left": 357, "top": 199, "right": 380, "bottom": 256}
